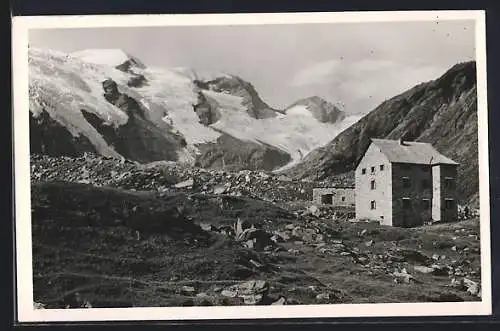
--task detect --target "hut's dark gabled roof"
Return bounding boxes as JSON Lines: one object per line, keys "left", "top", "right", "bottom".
{"left": 370, "top": 138, "right": 458, "bottom": 165}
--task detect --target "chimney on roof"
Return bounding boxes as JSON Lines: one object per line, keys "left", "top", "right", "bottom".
{"left": 399, "top": 137, "right": 409, "bottom": 146}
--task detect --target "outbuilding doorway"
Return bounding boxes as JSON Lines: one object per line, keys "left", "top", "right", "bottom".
{"left": 321, "top": 194, "right": 333, "bottom": 205}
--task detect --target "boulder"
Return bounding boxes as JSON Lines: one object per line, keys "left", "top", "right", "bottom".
{"left": 221, "top": 288, "right": 238, "bottom": 298}
{"left": 221, "top": 280, "right": 270, "bottom": 305}
{"left": 308, "top": 205, "right": 321, "bottom": 217}
{"left": 291, "top": 226, "right": 302, "bottom": 238}
{"left": 278, "top": 175, "right": 292, "bottom": 182}
{"left": 393, "top": 269, "right": 417, "bottom": 284}
{"left": 244, "top": 239, "right": 255, "bottom": 249}
{"left": 249, "top": 259, "right": 264, "bottom": 268}
{"left": 271, "top": 231, "right": 288, "bottom": 243}
{"left": 315, "top": 293, "right": 330, "bottom": 304}
{"left": 174, "top": 178, "right": 194, "bottom": 189}
{"left": 241, "top": 294, "right": 263, "bottom": 305}
{"left": 301, "top": 228, "right": 317, "bottom": 242}
{"left": 397, "top": 249, "right": 432, "bottom": 265}
{"left": 181, "top": 286, "right": 196, "bottom": 296}
{"left": 430, "top": 265, "right": 450, "bottom": 276}
{"left": 33, "top": 302, "right": 45, "bottom": 309}
{"left": 272, "top": 297, "right": 287, "bottom": 305}
{"left": 463, "top": 278, "right": 480, "bottom": 296}
{"left": 414, "top": 265, "right": 434, "bottom": 274}
{"left": 450, "top": 278, "right": 464, "bottom": 289}
{"left": 196, "top": 292, "right": 209, "bottom": 298}
{"left": 213, "top": 185, "right": 226, "bottom": 194}
{"left": 199, "top": 223, "right": 212, "bottom": 231}
{"left": 236, "top": 228, "right": 273, "bottom": 250}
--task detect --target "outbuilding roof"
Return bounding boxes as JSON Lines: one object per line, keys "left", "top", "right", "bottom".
{"left": 370, "top": 138, "right": 459, "bottom": 165}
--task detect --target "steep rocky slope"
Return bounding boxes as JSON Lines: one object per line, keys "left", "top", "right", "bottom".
{"left": 29, "top": 47, "right": 359, "bottom": 171}
{"left": 287, "top": 61, "right": 478, "bottom": 203}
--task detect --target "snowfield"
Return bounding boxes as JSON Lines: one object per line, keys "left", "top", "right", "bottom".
{"left": 205, "top": 90, "right": 362, "bottom": 165}
{"left": 71, "top": 48, "right": 146, "bottom": 68}
{"left": 28, "top": 47, "right": 363, "bottom": 168}
{"left": 132, "top": 66, "right": 222, "bottom": 145}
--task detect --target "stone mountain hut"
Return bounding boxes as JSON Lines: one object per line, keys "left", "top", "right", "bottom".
{"left": 355, "top": 138, "right": 459, "bottom": 227}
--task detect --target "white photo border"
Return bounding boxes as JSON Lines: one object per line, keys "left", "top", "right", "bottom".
{"left": 12, "top": 10, "right": 492, "bottom": 322}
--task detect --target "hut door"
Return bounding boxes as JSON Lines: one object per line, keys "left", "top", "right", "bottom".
{"left": 321, "top": 194, "right": 333, "bottom": 205}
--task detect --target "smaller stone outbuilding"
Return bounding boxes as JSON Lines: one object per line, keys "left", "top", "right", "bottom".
{"left": 312, "top": 187, "right": 355, "bottom": 207}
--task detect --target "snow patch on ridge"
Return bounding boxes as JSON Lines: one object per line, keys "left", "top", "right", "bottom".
{"left": 285, "top": 105, "right": 316, "bottom": 119}
{"left": 205, "top": 90, "right": 363, "bottom": 165}
{"left": 71, "top": 48, "right": 145, "bottom": 68}
{"left": 132, "top": 67, "right": 222, "bottom": 146}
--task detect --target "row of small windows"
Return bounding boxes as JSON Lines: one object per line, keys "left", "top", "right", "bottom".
{"left": 401, "top": 164, "right": 432, "bottom": 172}
{"left": 363, "top": 165, "right": 451, "bottom": 174}
{"left": 402, "top": 177, "right": 454, "bottom": 189}
{"left": 369, "top": 178, "right": 438, "bottom": 190}
{"left": 362, "top": 166, "right": 454, "bottom": 188}
{"left": 363, "top": 165, "right": 450, "bottom": 176}
{"left": 402, "top": 177, "right": 431, "bottom": 189}
{"left": 369, "top": 198, "right": 455, "bottom": 210}
{"left": 361, "top": 164, "right": 384, "bottom": 175}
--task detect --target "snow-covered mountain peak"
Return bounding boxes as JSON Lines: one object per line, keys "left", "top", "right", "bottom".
{"left": 285, "top": 95, "right": 346, "bottom": 124}
{"left": 182, "top": 68, "right": 232, "bottom": 82}
{"left": 29, "top": 47, "right": 364, "bottom": 171}
{"left": 285, "top": 105, "right": 316, "bottom": 118}
{"left": 71, "top": 48, "right": 146, "bottom": 69}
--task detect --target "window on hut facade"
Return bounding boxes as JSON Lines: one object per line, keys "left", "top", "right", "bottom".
{"left": 402, "top": 176, "right": 411, "bottom": 188}
{"left": 371, "top": 166, "right": 375, "bottom": 174}
{"left": 370, "top": 180, "right": 376, "bottom": 190}
{"left": 370, "top": 200, "right": 376, "bottom": 210}
{"left": 380, "top": 164, "right": 384, "bottom": 171}
{"left": 422, "top": 199, "right": 430, "bottom": 209}
{"left": 362, "top": 168, "right": 366, "bottom": 175}
{"left": 444, "top": 177, "right": 455, "bottom": 189}
{"left": 402, "top": 198, "right": 411, "bottom": 209}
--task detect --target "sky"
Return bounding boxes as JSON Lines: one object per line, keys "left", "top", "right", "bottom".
{"left": 29, "top": 20, "right": 476, "bottom": 113}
